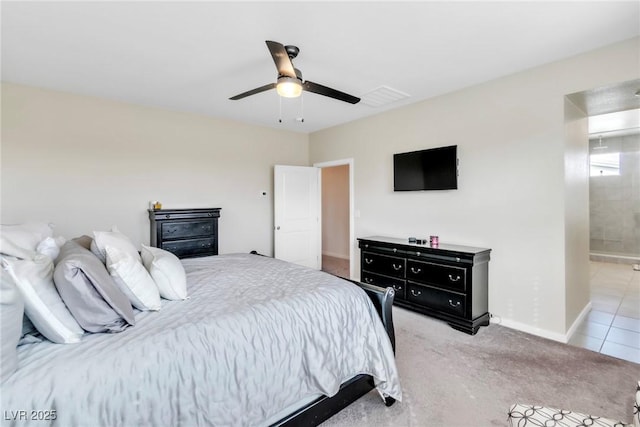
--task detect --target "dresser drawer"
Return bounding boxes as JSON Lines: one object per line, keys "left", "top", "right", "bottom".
{"left": 361, "top": 252, "right": 406, "bottom": 278}
{"left": 406, "top": 259, "right": 466, "bottom": 292}
{"left": 161, "top": 237, "right": 216, "bottom": 258}
{"left": 361, "top": 272, "right": 406, "bottom": 300}
{"left": 406, "top": 282, "right": 466, "bottom": 317}
{"left": 161, "top": 220, "right": 215, "bottom": 240}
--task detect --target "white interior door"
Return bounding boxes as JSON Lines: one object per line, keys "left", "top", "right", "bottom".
{"left": 274, "top": 165, "right": 321, "bottom": 269}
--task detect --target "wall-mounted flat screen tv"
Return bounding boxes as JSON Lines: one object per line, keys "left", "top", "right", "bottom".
{"left": 393, "top": 145, "right": 458, "bottom": 191}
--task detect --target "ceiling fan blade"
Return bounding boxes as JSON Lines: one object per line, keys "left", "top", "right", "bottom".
{"left": 229, "top": 83, "right": 276, "bottom": 100}
{"left": 266, "top": 40, "right": 296, "bottom": 78}
{"left": 302, "top": 81, "right": 360, "bottom": 104}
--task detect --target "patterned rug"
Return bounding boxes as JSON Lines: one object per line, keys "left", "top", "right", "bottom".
{"left": 323, "top": 307, "right": 639, "bottom": 426}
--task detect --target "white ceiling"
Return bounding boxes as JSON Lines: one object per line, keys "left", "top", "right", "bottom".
{"left": 2, "top": 1, "right": 639, "bottom": 134}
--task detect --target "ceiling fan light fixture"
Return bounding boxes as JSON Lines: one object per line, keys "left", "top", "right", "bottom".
{"left": 276, "top": 76, "right": 302, "bottom": 98}
{"left": 230, "top": 41, "right": 359, "bottom": 104}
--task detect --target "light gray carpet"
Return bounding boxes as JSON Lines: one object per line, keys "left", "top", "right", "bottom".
{"left": 322, "top": 307, "right": 640, "bottom": 427}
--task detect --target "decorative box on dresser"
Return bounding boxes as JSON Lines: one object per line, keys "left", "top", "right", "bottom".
{"left": 358, "top": 236, "right": 491, "bottom": 335}
{"left": 149, "top": 208, "right": 221, "bottom": 259}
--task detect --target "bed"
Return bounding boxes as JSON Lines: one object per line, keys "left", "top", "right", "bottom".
{"left": 1, "top": 225, "right": 401, "bottom": 427}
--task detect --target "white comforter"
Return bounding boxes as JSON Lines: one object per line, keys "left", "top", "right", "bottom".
{"left": 2, "top": 253, "right": 401, "bottom": 427}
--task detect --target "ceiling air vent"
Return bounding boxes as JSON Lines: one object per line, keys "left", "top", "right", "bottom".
{"left": 360, "top": 86, "right": 410, "bottom": 108}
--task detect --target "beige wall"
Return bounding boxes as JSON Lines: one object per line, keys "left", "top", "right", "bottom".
{"left": 1, "top": 83, "right": 309, "bottom": 255}
{"left": 321, "top": 165, "right": 350, "bottom": 259}
{"left": 309, "top": 37, "right": 640, "bottom": 340}
{"left": 564, "top": 97, "right": 591, "bottom": 334}
{"left": 2, "top": 37, "right": 638, "bottom": 340}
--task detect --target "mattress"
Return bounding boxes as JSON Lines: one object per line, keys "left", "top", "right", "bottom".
{"left": 1, "top": 253, "right": 401, "bottom": 427}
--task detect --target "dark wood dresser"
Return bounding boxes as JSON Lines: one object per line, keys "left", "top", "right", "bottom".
{"left": 149, "top": 208, "right": 221, "bottom": 259}
{"left": 358, "top": 236, "right": 491, "bottom": 335}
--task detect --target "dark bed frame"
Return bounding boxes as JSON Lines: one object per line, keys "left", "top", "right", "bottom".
{"left": 271, "top": 281, "right": 397, "bottom": 426}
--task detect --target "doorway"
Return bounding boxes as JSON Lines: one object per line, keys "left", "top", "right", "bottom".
{"left": 566, "top": 79, "right": 640, "bottom": 265}
{"left": 565, "top": 80, "right": 640, "bottom": 362}
{"left": 587, "top": 111, "right": 640, "bottom": 264}
{"left": 314, "top": 159, "right": 354, "bottom": 279}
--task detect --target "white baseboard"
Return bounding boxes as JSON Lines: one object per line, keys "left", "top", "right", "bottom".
{"left": 490, "top": 316, "right": 568, "bottom": 343}
{"left": 565, "top": 301, "right": 592, "bottom": 343}
{"left": 490, "top": 302, "right": 592, "bottom": 344}
{"left": 322, "top": 251, "right": 349, "bottom": 260}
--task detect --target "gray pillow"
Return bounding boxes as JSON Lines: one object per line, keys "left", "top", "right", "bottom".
{"left": 1, "top": 267, "right": 24, "bottom": 383}
{"left": 71, "top": 235, "right": 93, "bottom": 251}
{"left": 53, "top": 241, "right": 135, "bottom": 333}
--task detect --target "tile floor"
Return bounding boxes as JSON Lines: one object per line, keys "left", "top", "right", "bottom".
{"left": 568, "top": 261, "right": 640, "bottom": 364}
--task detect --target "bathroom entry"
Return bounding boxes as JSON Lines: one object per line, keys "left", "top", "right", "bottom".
{"left": 316, "top": 160, "right": 353, "bottom": 279}
{"left": 588, "top": 122, "right": 640, "bottom": 264}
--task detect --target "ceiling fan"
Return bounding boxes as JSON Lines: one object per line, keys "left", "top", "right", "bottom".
{"left": 229, "top": 40, "right": 360, "bottom": 104}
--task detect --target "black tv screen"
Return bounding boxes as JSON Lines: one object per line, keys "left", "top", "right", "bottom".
{"left": 394, "top": 145, "right": 458, "bottom": 191}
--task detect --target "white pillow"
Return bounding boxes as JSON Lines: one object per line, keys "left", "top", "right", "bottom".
{"left": 105, "top": 246, "right": 161, "bottom": 311}
{"left": 141, "top": 245, "right": 187, "bottom": 300}
{"left": 0, "top": 239, "right": 35, "bottom": 260}
{"left": 92, "top": 227, "right": 140, "bottom": 264}
{"left": 36, "top": 236, "right": 66, "bottom": 261}
{"left": 2, "top": 255, "right": 84, "bottom": 344}
{"left": 0, "top": 222, "right": 54, "bottom": 259}
{"left": 1, "top": 267, "right": 24, "bottom": 382}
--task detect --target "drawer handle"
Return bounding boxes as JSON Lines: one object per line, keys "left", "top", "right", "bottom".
{"left": 364, "top": 277, "right": 374, "bottom": 284}
{"left": 364, "top": 258, "right": 373, "bottom": 265}
{"left": 410, "top": 267, "right": 421, "bottom": 274}
{"left": 392, "top": 264, "right": 402, "bottom": 271}
{"left": 202, "top": 243, "right": 211, "bottom": 248}
{"left": 165, "top": 214, "right": 171, "bottom": 219}
{"left": 410, "top": 289, "right": 421, "bottom": 297}
{"left": 394, "top": 285, "right": 403, "bottom": 291}
{"left": 448, "top": 299, "right": 461, "bottom": 308}
{"left": 208, "top": 213, "right": 213, "bottom": 217}
{"left": 448, "top": 274, "right": 461, "bottom": 282}
{"left": 166, "top": 228, "right": 176, "bottom": 234}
